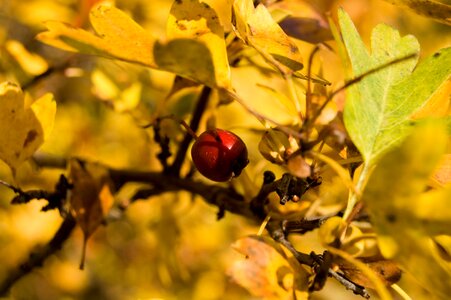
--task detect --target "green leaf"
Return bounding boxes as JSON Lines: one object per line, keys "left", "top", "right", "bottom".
{"left": 37, "top": 3, "right": 230, "bottom": 89}
{"left": 339, "top": 8, "right": 451, "bottom": 166}
{"left": 362, "top": 120, "right": 451, "bottom": 298}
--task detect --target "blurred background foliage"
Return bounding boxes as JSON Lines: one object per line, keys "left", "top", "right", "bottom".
{"left": 0, "top": 0, "right": 449, "bottom": 299}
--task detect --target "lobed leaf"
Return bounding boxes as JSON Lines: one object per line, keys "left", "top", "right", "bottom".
{"left": 37, "top": 3, "right": 230, "bottom": 88}
{"left": 339, "top": 8, "right": 451, "bottom": 166}
{"left": 0, "top": 82, "right": 56, "bottom": 173}
{"left": 232, "top": 0, "right": 303, "bottom": 74}
{"left": 167, "top": 0, "right": 231, "bottom": 89}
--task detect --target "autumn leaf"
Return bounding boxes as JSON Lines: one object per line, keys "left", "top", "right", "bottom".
{"left": 68, "top": 159, "right": 114, "bottom": 269}
{"left": 91, "top": 69, "right": 141, "bottom": 113}
{"left": 362, "top": 120, "right": 451, "bottom": 298}
{"left": 382, "top": 0, "right": 451, "bottom": 25}
{"left": 167, "top": 0, "right": 231, "bottom": 89}
{"left": 232, "top": 0, "right": 303, "bottom": 74}
{"left": 279, "top": 17, "right": 333, "bottom": 44}
{"left": 229, "top": 236, "right": 309, "bottom": 300}
{"left": 37, "top": 3, "right": 230, "bottom": 89}
{"left": 339, "top": 8, "right": 451, "bottom": 166}
{"left": 0, "top": 82, "right": 56, "bottom": 173}
{"left": 5, "top": 40, "right": 48, "bottom": 76}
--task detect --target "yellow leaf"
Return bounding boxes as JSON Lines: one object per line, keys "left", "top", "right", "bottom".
{"left": 5, "top": 40, "right": 48, "bottom": 76}
{"left": 0, "top": 82, "right": 56, "bottom": 172}
{"left": 37, "top": 5, "right": 157, "bottom": 66}
{"left": 37, "top": 3, "right": 229, "bottom": 88}
{"left": 362, "top": 121, "right": 451, "bottom": 298}
{"left": 318, "top": 216, "right": 346, "bottom": 245}
{"left": 232, "top": 0, "right": 303, "bottom": 74}
{"left": 229, "top": 236, "right": 309, "bottom": 300}
{"left": 167, "top": 0, "right": 231, "bottom": 89}
{"left": 91, "top": 69, "right": 141, "bottom": 112}
{"left": 411, "top": 79, "right": 451, "bottom": 119}
{"left": 69, "top": 159, "right": 114, "bottom": 269}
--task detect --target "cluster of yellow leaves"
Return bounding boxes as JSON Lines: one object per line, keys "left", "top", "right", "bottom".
{"left": 36, "top": 0, "right": 303, "bottom": 91}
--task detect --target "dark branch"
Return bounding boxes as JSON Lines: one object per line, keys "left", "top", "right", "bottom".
{"left": 266, "top": 220, "right": 370, "bottom": 298}
{"left": 0, "top": 215, "right": 76, "bottom": 296}
{"left": 1, "top": 175, "right": 72, "bottom": 214}
{"left": 167, "top": 86, "right": 212, "bottom": 177}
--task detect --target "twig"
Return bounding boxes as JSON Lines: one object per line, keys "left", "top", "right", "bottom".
{"left": 1, "top": 175, "right": 71, "bottom": 213}
{"left": 266, "top": 220, "right": 370, "bottom": 298}
{"left": 167, "top": 86, "right": 212, "bottom": 176}
{"left": 328, "top": 270, "right": 370, "bottom": 299}
{"left": 282, "top": 216, "right": 329, "bottom": 234}
{"left": 152, "top": 118, "right": 172, "bottom": 172}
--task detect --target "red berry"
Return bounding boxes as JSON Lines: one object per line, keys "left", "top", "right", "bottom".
{"left": 191, "top": 129, "right": 249, "bottom": 182}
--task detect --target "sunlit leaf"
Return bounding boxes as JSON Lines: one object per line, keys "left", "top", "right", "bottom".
{"left": 37, "top": 3, "right": 229, "bottom": 88}
{"left": 37, "top": 5, "right": 156, "bottom": 65}
{"left": 69, "top": 159, "right": 114, "bottom": 269}
{"left": 382, "top": 0, "right": 451, "bottom": 25}
{"left": 91, "top": 69, "right": 141, "bottom": 112}
{"left": 339, "top": 8, "right": 451, "bottom": 166}
{"left": 229, "top": 236, "right": 309, "bottom": 300}
{"left": 411, "top": 79, "right": 451, "bottom": 119}
{"left": 167, "top": 0, "right": 231, "bottom": 89}
{"left": 232, "top": 0, "right": 303, "bottom": 74}
{"left": 362, "top": 121, "right": 451, "bottom": 298}
{"left": 0, "top": 82, "right": 56, "bottom": 173}
{"left": 5, "top": 40, "right": 48, "bottom": 76}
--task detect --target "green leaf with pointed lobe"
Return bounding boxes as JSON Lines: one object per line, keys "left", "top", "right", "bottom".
{"left": 339, "top": 8, "right": 451, "bottom": 166}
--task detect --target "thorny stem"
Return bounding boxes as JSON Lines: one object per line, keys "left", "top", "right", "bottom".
{"left": 266, "top": 221, "right": 370, "bottom": 298}
{"left": 2, "top": 154, "right": 369, "bottom": 298}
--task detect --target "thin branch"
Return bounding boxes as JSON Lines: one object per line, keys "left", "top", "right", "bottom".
{"left": 0, "top": 215, "right": 77, "bottom": 296}
{"left": 282, "top": 216, "right": 329, "bottom": 234}
{"left": 168, "top": 86, "right": 212, "bottom": 177}
{"left": 266, "top": 220, "right": 370, "bottom": 298}
{"left": 328, "top": 270, "right": 370, "bottom": 299}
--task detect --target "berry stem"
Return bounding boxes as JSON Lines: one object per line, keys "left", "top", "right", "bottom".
{"left": 179, "top": 119, "right": 198, "bottom": 140}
